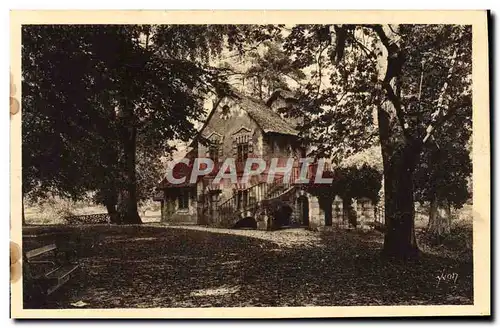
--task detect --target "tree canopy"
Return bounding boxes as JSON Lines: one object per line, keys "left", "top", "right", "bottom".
{"left": 283, "top": 24, "right": 471, "bottom": 258}
{"left": 22, "top": 24, "right": 281, "bottom": 222}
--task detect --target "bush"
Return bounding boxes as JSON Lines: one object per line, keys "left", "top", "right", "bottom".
{"left": 417, "top": 220, "right": 472, "bottom": 260}
{"left": 25, "top": 196, "right": 93, "bottom": 225}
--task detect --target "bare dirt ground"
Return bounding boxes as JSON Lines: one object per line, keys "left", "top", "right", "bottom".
{"left": 23, "top": 224, "right": 473, "bottom": 309}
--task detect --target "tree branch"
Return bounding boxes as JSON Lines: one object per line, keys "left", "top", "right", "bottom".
{"left": 423, "top": 111, "right": 455, "bottom": 144}
{"left": 388, "top": 24, "right": 401, "bottom": 36}
{"left": 367, "top": 24, "right": 412, "bottom": 141}
{"left": 369, "top": 25, "right": 392, "bottom": 51}
{"left": 351, "top": 37, "right": 377, "bottom": 62}
{"left": 422, "top": 50, "right": 458, "bottom": 144}
{"left": 382, "top": 80, "right": 410, "bottom": 140}
{"left": 315, "top": 40, "right": 331, "bottom": 99}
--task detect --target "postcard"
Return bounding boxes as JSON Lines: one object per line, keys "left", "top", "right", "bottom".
{"left": 10, "top": 10, "right": 490, "bottom": 318}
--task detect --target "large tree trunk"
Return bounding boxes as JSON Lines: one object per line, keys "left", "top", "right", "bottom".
{"left": 105, "top": 201, "right": 119, "bottom": 224}
{"left": 117, "top": 115, "right": 142, "bottom": 224}
{"left": 117, "top": 189, "right": 141, "bottom": 224}
{"left": 378, "top": 107, "right": 420, "bottom": 259}
{"left": 370, "top": 24, "right": 419, "bottom": 258}
{"left": 100, "top": 185, "right": 120, "bottom": 224}
{"left": 382, "top": 144, "right": 419, "bottom": 258}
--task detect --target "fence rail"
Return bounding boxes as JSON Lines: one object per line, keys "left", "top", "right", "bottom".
{"left": 374, "top": 204, "right": 385, "bottom": 224}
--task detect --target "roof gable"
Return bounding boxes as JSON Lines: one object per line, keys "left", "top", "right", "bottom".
{"left": 194, "top": 92, "right": 299, "bottom": 148}
{"left": 237, "top": 95, "right": 298, "bottom": 136}
{"left": 232, "top": 126, "right": 252, "bottom": 135}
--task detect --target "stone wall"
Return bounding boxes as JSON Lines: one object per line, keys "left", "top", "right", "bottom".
{"left": 302, "top": 193, "right": 378, "bottom": 231}
{"left": 356, "top": 197, "right": 376, "bottom": 228}
{"left": 332, "top": 196, "right": 348, "bottom": 228}
{"left": 308, "top": 195, "right": 324, "bottom": 230}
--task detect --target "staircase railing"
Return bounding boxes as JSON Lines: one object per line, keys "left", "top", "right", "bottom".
{"left": 216, "top": 162, "right": 324, "bottom": 226}
{"left": 217, "top": 181, "right": 266, "bottom": 225}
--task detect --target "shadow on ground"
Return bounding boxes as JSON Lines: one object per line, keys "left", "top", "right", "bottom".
{"left": 22, "top": 225, "right": 473, "bottom": 308}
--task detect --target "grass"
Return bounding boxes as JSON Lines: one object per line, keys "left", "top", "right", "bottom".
{"left": 415, "top": 204, "right": 473, "bottom": 262}
{"left": 24, "top": 195, "right": 162, "bottom": 225}
{"left": 23, "top": 224, "right": 473, "bottom": 309}
{"left": 25, "top": 206, "right": 161, "bottom": 225}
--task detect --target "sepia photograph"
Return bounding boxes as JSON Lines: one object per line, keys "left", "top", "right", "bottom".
{"left": 10, "top": 10, "right": 490, "bottom": 318}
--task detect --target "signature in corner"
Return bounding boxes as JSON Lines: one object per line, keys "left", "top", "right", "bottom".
{"left": 436, "top": 269, "right": 458, "bottom": 287}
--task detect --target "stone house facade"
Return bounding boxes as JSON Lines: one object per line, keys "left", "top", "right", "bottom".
{"left": 156, "top": 91, "right": 381, "bottom": 230}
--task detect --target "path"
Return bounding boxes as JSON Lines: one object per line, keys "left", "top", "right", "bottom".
{"left": 23, "top": 225, "right": 473, "bottom": 308}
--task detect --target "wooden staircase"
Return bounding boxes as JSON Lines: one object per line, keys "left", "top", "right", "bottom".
{"left": 217, "top": 166, "right": 309, "bottom": 228}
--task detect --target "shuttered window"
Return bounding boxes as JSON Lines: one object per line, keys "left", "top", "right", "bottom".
{"left": 234, "top": 133, "right": 253, "bottom": 162}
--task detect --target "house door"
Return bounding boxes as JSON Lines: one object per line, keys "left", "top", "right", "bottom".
{"left": 297, "top": 196, "right": 309, "bottom": 226}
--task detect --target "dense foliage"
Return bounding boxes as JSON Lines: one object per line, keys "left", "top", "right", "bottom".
{"left": 308, "top": 165, "right": 382, "bottom": 204}
{"left": 283, "top": 24, "right": 471, "bottom": 257}
{"left": 22, "top": 24, "right": 280, "bottom": 223}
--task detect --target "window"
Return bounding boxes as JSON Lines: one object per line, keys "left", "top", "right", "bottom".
{"left": 177, "top": 189, "right": 189, "bottom": 210}
{"left": 237, "top": 143, "right": 249, "bottom": 162}
{"left": 221, "top": 104, "right": 231, "bottom": 120}
{"left": 209, "top": 143, "right": 220, "bottom": 162}
{"left": 233, "top": 130, "right": 253, "bottom": 162}
{"left": 207, "top": 133, "right": 222, "bottom": 162}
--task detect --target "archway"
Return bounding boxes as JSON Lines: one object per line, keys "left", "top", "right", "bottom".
{"left": 233, "top": 216, "right": 257, "bottom": 229}
{"left": 297, "top": 196, "right": 309, "bottom": 227}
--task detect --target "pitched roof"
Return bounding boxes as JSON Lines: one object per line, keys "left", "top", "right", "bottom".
{"left": 266, "top": 89, "right": 298, "bottom": 107}
{"left": 158, "top": 149, "right": 198, "bottom": 189}
{"left": 238, "top": 95, "right": 299, "bottom": 136}
{"left": 158, "top": 160, "right": 195, "bottom": 189}
{"left": 192, "top": 91, "right": 299, "bottom": 147}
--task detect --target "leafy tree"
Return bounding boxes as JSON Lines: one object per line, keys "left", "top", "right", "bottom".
{"left": 241, "top": 41, "right": 306, "bottom": 99}
{"left": 284, "top": 24, "right": 471, "bottom": 258}
{"left": 22, "top": 25, "right": 282, "bottom": 224}
{"left": 22, "top": 25, "right": 214, "bottom": 223}
{"left": 308, "top": 165, "right": 382, "bottom": 227}
{"left": 414, "top": 111, "right": 472, "bottom": 236}
{"left": 22, "top": 25, "right": 119, "bottom": 203}
{"left": 107, "top": 25, "right": 282, "bottom": 223}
